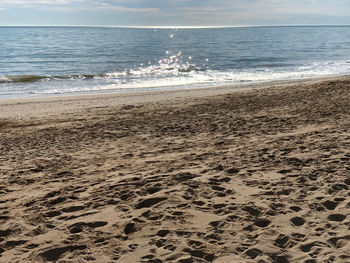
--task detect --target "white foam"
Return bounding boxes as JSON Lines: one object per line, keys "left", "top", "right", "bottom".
{"left": 2, "top": 60, "right": 350, "bottom": 97}
{"left": 0, "top": 76, "right": 10, "bottom": 83}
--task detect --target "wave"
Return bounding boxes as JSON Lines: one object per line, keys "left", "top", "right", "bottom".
{"left": 0, "top": 52, "right": 204, "bottom": 84}
{"left": 1, "top": 60, "right": 350, "bottom": 94}
{"left": 0, "top": 69, "right": 203, "bottom": 84}
{"left": 1, "top": 75, "right": 46, "bottom": 83}
{"left": 0, "top": 74, "right": 98, "bottom": 84}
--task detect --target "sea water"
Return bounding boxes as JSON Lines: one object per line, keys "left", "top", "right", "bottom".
{"left": 1, "top": 26, "right": 350, "bottom": 99}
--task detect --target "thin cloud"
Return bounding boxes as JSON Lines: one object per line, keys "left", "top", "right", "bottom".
{"left": 0, "top": 0, "right": 349, "bottom": 26}
{"left": 182, "top": 7, "right": 223, "bottom": 12}
{"left": 0, "top": 0, "right": 159, "bottom": 13}
{"left": 96, "top": 3, "right": 159, "bottom": 13}
{"left": 0, "top": 0, "right": 214, "bottom": 12}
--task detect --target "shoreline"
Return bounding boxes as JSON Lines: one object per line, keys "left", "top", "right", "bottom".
{"left": 1, "top": 74, "right": 349, "bottom": 119}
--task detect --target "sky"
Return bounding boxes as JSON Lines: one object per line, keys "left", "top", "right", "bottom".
{"left": 0, "top": 0, "right": 349, "bottom": 27}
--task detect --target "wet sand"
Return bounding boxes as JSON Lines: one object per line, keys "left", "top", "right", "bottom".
{"left": 0, "top": 77, "right": 349, "bottom": 262}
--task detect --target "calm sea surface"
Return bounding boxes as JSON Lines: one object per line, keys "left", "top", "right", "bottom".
{"left": 1, "top": 26, "right": 350, "bottom": 98}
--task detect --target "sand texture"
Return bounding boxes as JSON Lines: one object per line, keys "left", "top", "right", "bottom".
{"left": 0, "top": 78, "right": 350, "bottom": 262}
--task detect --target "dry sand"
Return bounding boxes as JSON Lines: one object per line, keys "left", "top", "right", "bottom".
{"left": 0, "top": 77, "right": 349, "bottom": 262}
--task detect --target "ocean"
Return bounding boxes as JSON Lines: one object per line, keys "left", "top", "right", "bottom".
{"left": 1, "top": 26, "right": 350, "bottom": 99}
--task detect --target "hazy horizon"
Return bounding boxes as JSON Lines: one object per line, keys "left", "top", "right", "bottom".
{"left": 1, "top": 25, "right": 350, "bottom": 28}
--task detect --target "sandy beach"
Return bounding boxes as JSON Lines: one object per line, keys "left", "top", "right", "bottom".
{"left": 0, "top": 77, "right": 349, "bottom": 262}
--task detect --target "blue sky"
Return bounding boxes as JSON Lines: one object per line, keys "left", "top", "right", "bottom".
{"left": 0, "top": 0, "right": 349, "bottom": 26}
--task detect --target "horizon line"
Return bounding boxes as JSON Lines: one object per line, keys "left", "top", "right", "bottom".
{"left": 1, "top": 24, "right": 350, "bottom": 29}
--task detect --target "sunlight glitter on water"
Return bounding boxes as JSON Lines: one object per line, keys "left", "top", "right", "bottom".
{"left": 1, "top": 26, "right": 350, "bottom": 98}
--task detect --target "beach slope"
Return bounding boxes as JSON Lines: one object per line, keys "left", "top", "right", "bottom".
{"left": 0, "top": 78, "right": 349, "bottom": 262}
